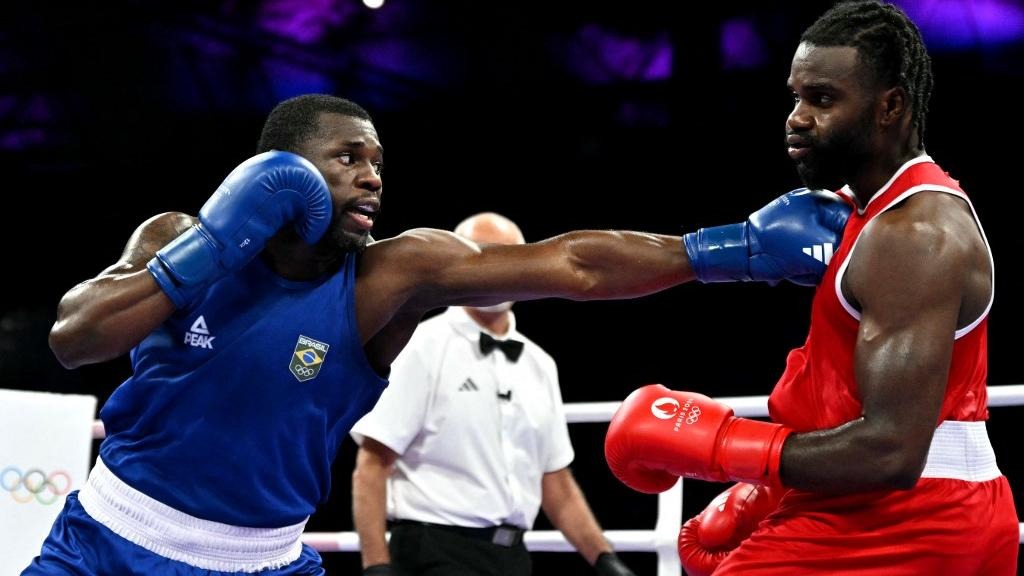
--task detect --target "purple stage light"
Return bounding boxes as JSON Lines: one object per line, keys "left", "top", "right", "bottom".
{"left": 896, "top": 0, "right": 1024, "bottom": 49}
{"left": 259, "top": 0, "right": 358, "bottom": 45}
{"left": 720, "top": 17, "right": 767, "bottom": 70}
{"left": 554, "top": 25, "right": 672, "bottom": 85}
{"left": 263, "top": 59, "right": 336, "bottom": 101}
{"left": 0, "top": 128, "right": 47, "bottom": 151}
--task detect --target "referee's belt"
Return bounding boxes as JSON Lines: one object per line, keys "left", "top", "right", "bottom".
{"left": 391, "top": 519, "right": 526, "bottom": 547}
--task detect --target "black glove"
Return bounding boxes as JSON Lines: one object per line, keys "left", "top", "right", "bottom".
{"left": 595, "top": 552, "right": 636, "bottom": 576}
{"left": 363, "top": 564, "right": 394, "bottom": 576}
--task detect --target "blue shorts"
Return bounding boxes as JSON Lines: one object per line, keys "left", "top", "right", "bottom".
{"left": 21, "top": 491, "right": 325, "bottom": 575}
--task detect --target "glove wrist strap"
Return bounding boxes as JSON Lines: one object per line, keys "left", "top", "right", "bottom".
{"left": 147, "top": 226, "right": 222, "bottom": 309}
{"left": 683, "top": 224, "right": 751, "bottom": 283}
{"left": 718, "top": 418, "right": 792, "bottom": 486}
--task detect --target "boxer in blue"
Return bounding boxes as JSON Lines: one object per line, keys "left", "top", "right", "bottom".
{"left": 28, "top": 94, "right": 850, "bottom": 574}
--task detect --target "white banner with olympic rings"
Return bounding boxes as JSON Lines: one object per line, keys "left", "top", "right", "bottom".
{"left": 0, "top": 389, "right": 96, "bottom": 575}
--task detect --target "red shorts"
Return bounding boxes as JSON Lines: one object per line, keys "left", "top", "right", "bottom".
{"left": 714, "top": 476, "right": 1018, "bottom": 575}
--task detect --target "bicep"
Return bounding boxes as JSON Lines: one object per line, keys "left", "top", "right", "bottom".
{"left": 848, "top": 219, "right": 963, "bottom": 455}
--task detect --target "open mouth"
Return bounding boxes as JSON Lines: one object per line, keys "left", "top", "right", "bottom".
{"left": 343, "top": 199, "right": 379, "bottom": 232}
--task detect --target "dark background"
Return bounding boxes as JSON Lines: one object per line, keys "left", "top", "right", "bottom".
{"left": 2, "top": 1, "right": 1022, "bottom": 574}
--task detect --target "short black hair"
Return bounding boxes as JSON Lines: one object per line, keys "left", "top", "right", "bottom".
{"left": 256, "top": 94, "right": 373, "bottom": 154}
{"left": 801, "top": 0, "right": 933, "bottom": 149}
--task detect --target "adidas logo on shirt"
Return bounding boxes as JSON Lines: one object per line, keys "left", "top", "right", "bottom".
{"left": 458, "top": 378, "right": 479, "bottom": 392}
{"left": 184, "top": 315, "right": 216, "bottom": 349}
{"left": 802, "top": 242, "right": 834, "bottom": 265}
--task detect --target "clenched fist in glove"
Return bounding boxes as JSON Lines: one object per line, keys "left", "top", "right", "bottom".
{"left": 684, "top": 188, "right": 851, "bottom": 286}
{"left": 604, "top": 385, "right": 793, "bottom": 493}
{"left": 678, "top": 482, "right": 781, "bottom": 576}
{"left": 147, "top": 151, "right": 332, "bottom": 308}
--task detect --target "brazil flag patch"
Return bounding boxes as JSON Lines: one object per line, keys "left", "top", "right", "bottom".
{"left": 290, "top": 335, "right": 330, "bottom": 382}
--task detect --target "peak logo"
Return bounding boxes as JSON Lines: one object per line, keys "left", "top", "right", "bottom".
{"left": 184, "top": 316, "right": 215, "bottom": 349}
{"left": 650, "top": 397, "right": 680, "bottom": 420}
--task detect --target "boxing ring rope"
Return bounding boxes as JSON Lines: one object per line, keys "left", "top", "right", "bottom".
{"left": 90, "top": 384, "right": 1024, "bottom": 576}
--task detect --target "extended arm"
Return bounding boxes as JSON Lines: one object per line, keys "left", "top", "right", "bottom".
{"left": 358, "top": 190, "right": 850, "bottom": 369}
{"left": 49, "top": 212, "right": 192, "bottom": 368}
{"left": 352, "top": 438, "right": 398, "bottom": 570}
{"left": 404, "top": 188, "right": 851, "bottom": 308}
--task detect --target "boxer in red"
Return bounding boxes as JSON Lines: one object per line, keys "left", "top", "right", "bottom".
{"left": 605, "top": 2, "right": 1019, "bottom": 574}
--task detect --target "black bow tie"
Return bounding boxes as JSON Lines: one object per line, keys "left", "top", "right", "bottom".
{"left": 479, "top": 332, "right": 524, "bottom": 362}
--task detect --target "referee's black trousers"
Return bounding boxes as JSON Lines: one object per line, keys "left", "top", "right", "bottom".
{"left": 389, "top": 522, "right": 531, "bottom": 576}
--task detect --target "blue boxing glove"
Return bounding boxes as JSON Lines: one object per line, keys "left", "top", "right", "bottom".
{"left": 683, "top": 188, "right": 851, "bottom": 286}
{"left": 147, "top": 151, "right": 332, "bottom": 308}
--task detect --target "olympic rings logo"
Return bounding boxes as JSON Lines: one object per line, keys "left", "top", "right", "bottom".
{"left": 1, "top": 466, "right": 72, "bottom": 505}
{"left": 294, "top": 366, "right": 315, "bottom": 378}
{"left": 685, "top": 406, "right": 702, "bottom": 425}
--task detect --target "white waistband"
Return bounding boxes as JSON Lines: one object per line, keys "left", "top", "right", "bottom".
{"left": 77, "top": 457, "right": 307, "bottom": 572}
{"left": 920, "top": 421, "right": 1001, "bottom": 482}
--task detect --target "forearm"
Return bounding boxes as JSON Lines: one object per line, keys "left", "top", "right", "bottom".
{"left": 49, "top": 268, "right": 175, "bottom": 368}
{"left": 781, "top": 418, "right": 926, "bottom": 493}
{"left": 558, "top": 231, "right": 693, "bottom": 300}
{"left": 550, "top": 499, "right": 612, "bottom": 565}
{"left": 542, "top": 470, "right": 612, "bottom": 565}
{"left": 352, "top": 459, "right": 392, "bottom": 566}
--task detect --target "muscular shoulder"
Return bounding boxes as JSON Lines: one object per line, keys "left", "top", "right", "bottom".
{"left": 109, "top": 212, "right": 196, "bottom": 271}
{"left": 858, "top": 192, "right": 975, "bottom": 264}
{"left": 362, "top": 228, "right": 476, "bottom": 266}
{"left": 129, "top": 211, "right": 194, "bottom": 241}
{"left": 357, "top": 228, "right": 479, "bottom": 295}
{"left": 847, "top": 191, "right": 976, "bottom": 308}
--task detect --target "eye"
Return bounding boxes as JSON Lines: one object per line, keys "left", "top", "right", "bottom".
{"left": 337, "top": 152, "right": 354, "bottom": 166}
{"left": 816, "top": 94, "right": 834, "bottom": 106}
{"left": 372, "top": 161, "right": 384, "bottom": 176}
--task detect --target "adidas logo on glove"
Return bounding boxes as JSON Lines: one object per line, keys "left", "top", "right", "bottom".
{"left": 802, "top": 242, "right": 834, "bottom": 264}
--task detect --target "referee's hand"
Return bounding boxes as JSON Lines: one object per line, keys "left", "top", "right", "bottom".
{"left": 595, "top": 552, "right": 637, "bottom": 576}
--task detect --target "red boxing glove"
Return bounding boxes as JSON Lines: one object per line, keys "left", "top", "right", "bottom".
{"left": 604, "top": 384, "right": 792, "bottom": 493}
{"left": 677, "top": 482, "right": 781, "bottom": 576}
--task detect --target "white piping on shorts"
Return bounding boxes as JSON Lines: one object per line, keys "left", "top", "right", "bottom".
{"left": 78, "top": 457, "right": 306, "bottom": 572}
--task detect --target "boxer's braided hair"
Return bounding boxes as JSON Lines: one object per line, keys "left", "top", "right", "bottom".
{"left": 802, "top": 1, "right": 933, "bottom": 150}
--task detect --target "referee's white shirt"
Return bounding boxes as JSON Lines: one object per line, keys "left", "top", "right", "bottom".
{"left": 351, "top": 307, "right": 574, "bottom": 530}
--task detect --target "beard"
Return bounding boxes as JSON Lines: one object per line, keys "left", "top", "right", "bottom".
{"left": 795, "top": 111, "right": 874, "bottom": 191}
{"left": 314, "top": 222, "right": 369, "bottom": 263}
{"left": 323, "top": 202, "right": 375, "bottom": 256}
{"left": 331, "top": 225, "right": 370, "bottom": 254}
